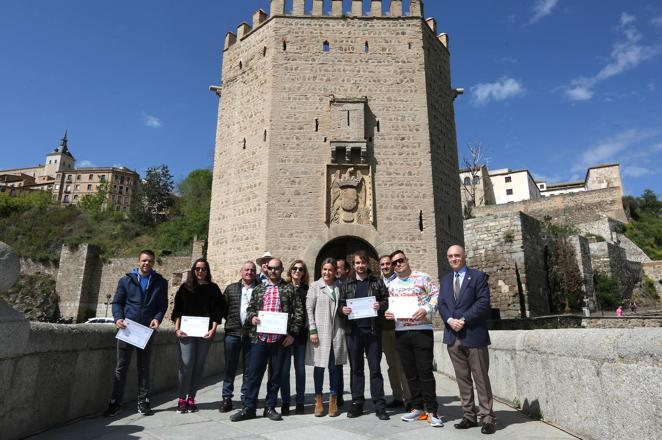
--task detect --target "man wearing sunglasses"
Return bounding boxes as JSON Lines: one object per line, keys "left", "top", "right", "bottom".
{"left": 230, "top": 258, "right": 304, "bottom": 423}
{"left": 384, "top": 250, "right": 443, "bottom": 428}
{"left": 379, "top": 254, "right": 410, "bottom": 410}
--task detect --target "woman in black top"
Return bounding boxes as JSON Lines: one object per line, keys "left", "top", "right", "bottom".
{"left": 171, "top": 258, "right": 224, "bottom": 413}
{"left": 279, "top": 259, "right": 310, "bottom": 415}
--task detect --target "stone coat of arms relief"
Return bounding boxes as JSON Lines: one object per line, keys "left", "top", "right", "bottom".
{"left": 328, "top": 166, "right": 373, "bottom": 225}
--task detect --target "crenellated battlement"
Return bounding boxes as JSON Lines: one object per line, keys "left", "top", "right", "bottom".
{"left": 224, "top": 0, "right": 439, "bottom": 51}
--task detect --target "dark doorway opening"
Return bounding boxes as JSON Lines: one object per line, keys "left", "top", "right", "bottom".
{"left": 314, "top": 236, "right": 379, "bottom": 280}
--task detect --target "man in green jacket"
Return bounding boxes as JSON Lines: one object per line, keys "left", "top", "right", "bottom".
{"left": 230, "top": 258, "right": 304, "bottom": 422}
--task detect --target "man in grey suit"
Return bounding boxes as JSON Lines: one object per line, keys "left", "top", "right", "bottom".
{"left": 438, "top": 245, "right": 496, "bottom": 435}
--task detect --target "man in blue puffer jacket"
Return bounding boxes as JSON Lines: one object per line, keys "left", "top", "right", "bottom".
{"left": 104, "top": 249, "right": 169, "bottom": 417}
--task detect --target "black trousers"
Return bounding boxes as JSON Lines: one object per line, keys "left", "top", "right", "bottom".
{"left": 395, "top": 330, "right": 437, "bottom": 412}
{"left": 111, "top": 340, "right": 152, "bottom": 403}
{"left": 346, "top": 327, "right": 386, "bottom": 410}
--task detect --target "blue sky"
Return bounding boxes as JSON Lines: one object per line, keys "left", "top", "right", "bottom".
{"left": 1, "top": 0, "right": 661, "bottom": 196}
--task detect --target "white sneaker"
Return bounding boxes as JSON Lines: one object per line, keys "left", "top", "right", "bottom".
{"left": 427, "top": 412, "right": 444, "bottom": 427}
{"left": 401, "top": 408, "right": 425, "bottom": 422}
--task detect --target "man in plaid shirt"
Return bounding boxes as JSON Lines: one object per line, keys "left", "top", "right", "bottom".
{"left": 231, "top": 258, "right": 304, "bottom": 422}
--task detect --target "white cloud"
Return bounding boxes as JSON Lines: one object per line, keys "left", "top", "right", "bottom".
{"left": 142, "top": 112, "right": 163, "bottom": 128}
{"left": 622, "top": 166, "right": 651, "bottom": 178}
{"left": 528, "top": 0, "right": 559, "bottom": 25}
{"left": 78, "top": 160, "right": 97, "bottom": 168}
{"left": 471, "top": 77, "right": 524, "bottom": 106}
{"left": 619, "top": 12, "right": 636, "bottom": 28}
{"left": 574, "top": 128, "right": 658, "bottom": 172}
{"left": 650, "top": 16, "right": 662, "bottom": 27}
{"left": 564, "top": 83, "right": 594, "bottom": 101}
{"left": 563, "top": 14, "right": 660, "bottom": 102}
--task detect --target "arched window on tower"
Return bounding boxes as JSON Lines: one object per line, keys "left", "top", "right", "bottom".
{"left": 323, "top": 41, "right": 330, "bottom": 53}
{"left": 473, "top": 176, "right": 481, "bottom": 185}
{"left": 463, "top": 176, "right": 471, "bottom": 185}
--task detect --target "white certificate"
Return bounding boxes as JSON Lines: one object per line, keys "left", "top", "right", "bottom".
{"left": 257, "top": 311, "right": 288, "bottom": 335}
{"left": 389, "top": 296, "right": 420, "bottom": 319}
{"left": 347, "top": 297, "right": 378, "bottom": 320}
{"left": 116, "top": 318, "right": 154, "bottom": 350}
{"left": 180, "top": 316, "right": 210, "bottom": 337}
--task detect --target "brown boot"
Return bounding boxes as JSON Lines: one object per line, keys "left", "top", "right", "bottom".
{"left": 314, "top": 393, "right": 324, "bottom": 417}
{"left": 328, "top": 394, "right": 339, "bottom": 417}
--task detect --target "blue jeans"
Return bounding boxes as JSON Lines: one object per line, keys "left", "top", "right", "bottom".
{"left": 245, "top": 340, "right": 286, "bottom": 410}
{"left": 313, "top": 347, "right": 340, "bottom": 395}
{"left": 280, "top": 337, "right": 307, "bottom": 405}
{"left": 222, "top": 334, "right": 252, "bottom": 402}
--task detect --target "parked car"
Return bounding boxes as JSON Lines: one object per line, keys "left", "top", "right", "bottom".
{"left": 85, "top": 317, "right": 115, "bottom": 324}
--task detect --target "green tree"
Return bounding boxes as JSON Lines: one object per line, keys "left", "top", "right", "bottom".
{"left": 136, "top": 164, "right": 175, "bottom": 224}
{"left": 78, "top": 181, "right": 109, "bottom": 218}
{"left": 594, "top": 272, "right": 619, "bottom": 309}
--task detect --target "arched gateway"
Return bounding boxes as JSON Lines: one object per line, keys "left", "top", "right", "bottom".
{"left": 314, "top": 236, "right": 379, "bottom": 278}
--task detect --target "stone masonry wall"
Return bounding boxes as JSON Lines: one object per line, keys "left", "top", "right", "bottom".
{"left": 434, "top": 329, "right": 662, "bottom": 440}
{"left": 1, "top": 323, "right": 226, "bottom": 440}
{"left": 473, "top": 186, "right": 627, "bottom": 225}
{"left": 568, "top": 235, "right": 596, "bottom": 303}
{"left": 93, "top": 255, "right": 191, "bottom": 322}
{"left": 642, "top": 261, "right": 662, "bottom": 300}
{"left": 208, "top": 3, "right": 461, "bottom": 286}
{"left": 590, "top": 241, "right": 642, "bottom": 297}
{"left": 464, "top": 212, "right": 549, "bottom": 318}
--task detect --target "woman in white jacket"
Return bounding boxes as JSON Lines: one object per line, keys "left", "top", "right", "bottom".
{"left": 306, "top": 257, "right": 347, "bottom": 417}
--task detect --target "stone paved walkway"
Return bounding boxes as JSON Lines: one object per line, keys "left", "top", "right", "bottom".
{"left": 31, "top": 360, "right": 578, "bottom": 439}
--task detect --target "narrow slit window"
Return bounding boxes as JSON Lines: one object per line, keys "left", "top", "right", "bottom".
{"left": 323, "top": 41, "right": 330, "bottom": 52}
{"left": 347, "top": 110, "right": 350, "bottom": 126}
{"left": 364, "top": 41, "right": 369, "bottom": 53}
{"left": 315, "top": 118, "right": 319, "bottom": 132}
{"left": 283, "top": 40, "right": 287, "bottom": 51}
{"left": 239, "top": 61, "right": 243, "bottom": 69}
{"left": 376, "top": 120, "right": 380, "bottom": 132}
{"left": 419, "top": 211, "right": 424, "bottom": 232}
{"left": 408, "top": 42, "right": 412, "bottom": 49}
{"left": 263, "top": 46, "right": 267, "bottom": 56}
{"left": 263, "top": 130, "right": 267, "bottom": 142}
{"left": 243, "top": 138, "right": 246, "bottom": 149}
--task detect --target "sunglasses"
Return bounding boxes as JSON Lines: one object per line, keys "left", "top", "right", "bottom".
{"left": 267, "top": 266, "right": 283, "bottom": 271}
{"left": 391, "top": 258, "right": 406, "bottom": 267}
{"left": 291, "top": 267, "right": 305, "bottom": 273}
{"left": 194, "top": 267, "right": 208, "bottom": 272}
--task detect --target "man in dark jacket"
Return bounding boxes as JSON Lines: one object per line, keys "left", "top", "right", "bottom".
{"left": 339, "top": 251, "right": 390, "bottom": 420}
{"left": 104, "top": 250, "right": 168, "bottom": 417}
{"left": 438, "top": 245, "right": 495, "bottom": 434}
{"left": 220, "top": 261, "right": 258, "bottom": 413}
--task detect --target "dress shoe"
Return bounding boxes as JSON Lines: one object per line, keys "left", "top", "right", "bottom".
{"left": 263, "top": 407, "right": 283, "bottom": 421}
{"left": 346, "top": 402, "right": 364, "bottom": 418}
{"left": 454, "top": 418, "right": 479, "bottom": 429}
{"left": 481, "top": 422, "right": 496, "bottom": 434}
{"left": 375, "top": 409, "right": 390, "bottom": 420}
{"left": 219, "top": 397, "right": 233, "bottom": 413}
{"left": 281, "top": 404, "right": 290, "bottom": 416}
{"left": 295, "top": 403, "right": 305, "bottom": 415}
{"left": 385, "top": 399, "right": 404, "bottom": 409}
{"left": 230, "top": 407, "right": 256, "bottom": 422}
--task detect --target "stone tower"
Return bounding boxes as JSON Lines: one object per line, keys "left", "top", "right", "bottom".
{"left": 44, "top": 131, "right": 75, "bottom": 178}
{"left": 208, "top": 0, "right": 463, "bottom": 285}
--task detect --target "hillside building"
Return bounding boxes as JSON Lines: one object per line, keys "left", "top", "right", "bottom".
{"left": 0, "top": 132, "right": 139, "bottom": 211}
